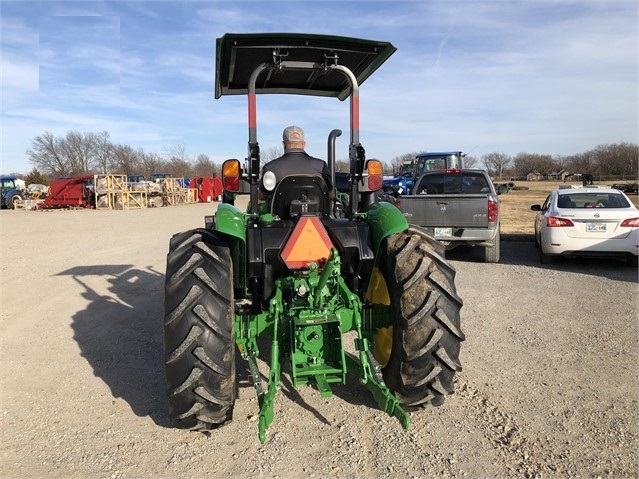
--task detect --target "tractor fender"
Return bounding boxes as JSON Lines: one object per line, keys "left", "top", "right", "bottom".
{"left": 215, "top": 203, "right": 247, "bottom": 242}
{"left": 364, "top": 201, "right": 409, "bottom": 251}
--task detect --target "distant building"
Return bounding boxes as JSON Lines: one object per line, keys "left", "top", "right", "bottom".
{"left": 527, "top": 171, "right": 543, "bottom": 181}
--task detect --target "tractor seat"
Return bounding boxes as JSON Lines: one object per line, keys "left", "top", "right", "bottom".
{"left": 270, "top": 175, "right": 330, "bottom": 220}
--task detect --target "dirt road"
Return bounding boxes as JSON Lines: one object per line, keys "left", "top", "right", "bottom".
{"left": 1, "top": 202, "right": 637, "bottom": 478}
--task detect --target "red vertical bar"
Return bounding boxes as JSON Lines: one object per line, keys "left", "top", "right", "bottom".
{"left": 351, "top": 95, "right": 359, "bottom": 131}
{"left": 248, "top": 92, "right": 257, "bottom": 129}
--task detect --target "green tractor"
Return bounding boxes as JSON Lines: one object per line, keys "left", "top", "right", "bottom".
{"left": 163, "top": 33, "right": 464, "bottom": 443}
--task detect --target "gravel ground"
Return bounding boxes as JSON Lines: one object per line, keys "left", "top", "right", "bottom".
{"left": 1, "top": 201, "right": 637, "bottom": 478}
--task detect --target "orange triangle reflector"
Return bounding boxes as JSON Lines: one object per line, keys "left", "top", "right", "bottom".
{"left": 281, "top": 216, "right": 333, "bottom": 269}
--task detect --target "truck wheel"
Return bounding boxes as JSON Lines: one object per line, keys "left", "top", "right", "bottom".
{"left": 378, "top": 226, "right": 465, "bottom": 408}
{"left": 8, "top": 193, "right": 23, "bottom": 209}
{"left": 484, "top": 229, "right": 500, "bottom": 263}
{"left": 164, "top": 229, "right": 235, "bottom": 430}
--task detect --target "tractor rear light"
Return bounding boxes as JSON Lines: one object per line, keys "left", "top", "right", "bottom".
{"left": 620, "top": 217, "right": 639, "bottom": 227}
{"left": 361, "top": 159, "right": 383, "bottom": 192}
{"left": 547, "top": 216, "right": 574, "bottom": 227}
{"left": 222, "top": 159, "right": 240, "bottom": 192}
{"left": 487, "top": 199, "right": 499, "bottom": 223}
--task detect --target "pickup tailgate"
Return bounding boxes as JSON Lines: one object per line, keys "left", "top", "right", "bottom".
{"left": 398, "top": 194, "right": 491, "bottom": 228}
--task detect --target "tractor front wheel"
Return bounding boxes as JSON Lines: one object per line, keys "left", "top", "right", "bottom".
{"left": 164, "top": 229, "right": 235, "bottom": 430}
{"left": 379, "top": 226, "right": 465, "bottom": 408}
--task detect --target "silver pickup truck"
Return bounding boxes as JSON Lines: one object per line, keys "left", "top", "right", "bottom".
{"left": 394, "top": 168, "right": 505, "bottom": 263}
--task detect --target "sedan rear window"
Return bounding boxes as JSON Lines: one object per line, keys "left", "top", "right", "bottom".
{"left": 557, "top": 193, "right": 631, "bottom": 208}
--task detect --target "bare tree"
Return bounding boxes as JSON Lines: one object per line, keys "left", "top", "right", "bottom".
{"left": 111, "top": 144, "right": 140, "bottom": 176}
{"left": 93, "top": 131, "right": 114, "bottom": 174}
{"left": 26, "top": 132, "right": 70, "bottom": 177}
{"left": 330, "top": 159, "right": 349, "bottom": 173}
{"left": 390, "top": 152, "right": 418, "bottom": 174}
{"left": 259, "top": 146, "right": 284, "bottom": 169}
{"left": 139, "top": 151, "right": 165, "bottom": 178}
{"left": 59, "top": 131, "right": 99, "bottom": 174}
{"left": 482, "top": 152, "right": 511, "bottom": 179}
{"left": 513, "top": 153, "right": 559, "bottom": 178}
{"left": 463, "top": 155, "right": 478, "bottom": 168}
{"left": 164, "top": 143, "right": 192, "bottom": 178}
{"left": 193, "top": 154, "right": 218, "bottom": 177}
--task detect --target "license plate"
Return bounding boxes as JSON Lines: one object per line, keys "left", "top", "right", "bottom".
{"left": 434, "top": 227, "right": 453, "bottom": 238}
{"left": 586, "top": 223, "right": 606, "bottom": 232}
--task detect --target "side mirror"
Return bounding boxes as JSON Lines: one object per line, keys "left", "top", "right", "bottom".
{"left": 497, "top": 184, "right": 508, "bottom": 195}
{"left": 530, "top": 204, "right": 542, "bottom": 211}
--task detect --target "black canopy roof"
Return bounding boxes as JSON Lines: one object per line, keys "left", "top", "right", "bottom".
{"left": 215, "top": 33, "right": 396, "bottom": 101}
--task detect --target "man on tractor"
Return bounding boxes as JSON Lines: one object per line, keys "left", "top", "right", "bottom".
{"left": 259, "top": 125, "right": 334, "bottom": 201}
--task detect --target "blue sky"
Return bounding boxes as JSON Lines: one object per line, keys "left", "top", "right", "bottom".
{"left": 1, "top": 0, "right": 637, "bottom": 174}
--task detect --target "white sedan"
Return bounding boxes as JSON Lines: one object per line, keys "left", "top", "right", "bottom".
{"left": 531, "top": 187, "right": 639, "bottom": 266}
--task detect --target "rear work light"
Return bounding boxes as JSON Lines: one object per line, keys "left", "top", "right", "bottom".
{"left": 222, "top": 159, "right": 240, "bottom": 192}
{"left": 360, "top": 159, "right": 383, "bottom": 192}
{"left": 620, "top": 217, "right": 639, "bottom": 227}
{"left": 547, "top": 216, "right": 575, "bottom": 227}
{"left": 488, "top": 199, "right": 499, "bottom": 223}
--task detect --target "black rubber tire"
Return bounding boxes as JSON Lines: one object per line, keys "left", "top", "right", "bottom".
{"left": 8, "top": 193, "right": 22, "bottom": 209}
{"left": 484, "top": 228, "right": 500, "bottom": 263}
{"left": 379, "top": 225, "right": 465, "bottom": 408}
{"left": 164, "top": 229, "right": 235, "bottom": 430}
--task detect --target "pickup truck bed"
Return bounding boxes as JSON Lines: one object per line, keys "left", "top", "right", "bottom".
{"left": 394, "top": 169, "right": 502, "bottom": 262}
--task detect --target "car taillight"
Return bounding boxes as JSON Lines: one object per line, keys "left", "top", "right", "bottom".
{"left": 444, "top": 168, "right": 463, "bottom": 174}
{"left": 547, "top": 216, "right": 574, "bottom": 227}
{"left": 488, "top": 199, "right": 498, "bottom": 223}
{"left": 620, "top": 217, "right": 639, "bottom": 227}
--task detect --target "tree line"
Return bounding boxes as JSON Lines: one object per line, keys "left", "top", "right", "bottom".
{"left": 17, "top": 130, "right": 639, "bottom": 185}
{"left": 389, "top": 143, "right": 638, "bottom": 181}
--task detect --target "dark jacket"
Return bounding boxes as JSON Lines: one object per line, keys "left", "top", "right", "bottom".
{"left": 259, "top": 149, "right": 333, "bottom": 194}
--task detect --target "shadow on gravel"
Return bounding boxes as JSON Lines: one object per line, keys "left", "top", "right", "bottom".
{"left": 447, "top": 236, "right": 638, "bottom": 284}
{"left": 60, "top": 264, "right": 171, "bottom": 427}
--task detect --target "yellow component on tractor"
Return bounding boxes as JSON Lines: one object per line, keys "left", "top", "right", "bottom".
{"left": 366, "top": 266, "right": 393, "bottom": 368}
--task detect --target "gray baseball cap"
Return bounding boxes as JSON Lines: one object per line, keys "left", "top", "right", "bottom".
{"left": 282, "top": 125, "right": 305, "bottom": 142}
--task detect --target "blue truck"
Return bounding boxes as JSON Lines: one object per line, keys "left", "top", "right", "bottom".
{"left": 1, "top": 175, "right": 25, "bottom": 209}
{"left": 382, "top": 151, "right": 465, "bottom": 196}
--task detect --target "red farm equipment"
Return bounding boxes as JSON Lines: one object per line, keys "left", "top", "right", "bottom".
{"left": 190, "top": 176, "right": 223, "bottom": 202}
{"left": 38, "top": 175, "right": 95, "bottom": 209}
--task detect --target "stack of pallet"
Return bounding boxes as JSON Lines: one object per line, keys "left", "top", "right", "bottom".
{"left": 95, "top": 174, "right": 147, "bottom": 209}
{"left": 158, "top": 178, "right": 197, "bottom": 206}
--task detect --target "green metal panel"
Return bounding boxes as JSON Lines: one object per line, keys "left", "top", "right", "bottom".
{"left": 215, "top": 203, "right": 247, "bottom": 242}
{"left": 363, "top": 201, "right": 409, "bottom": 251}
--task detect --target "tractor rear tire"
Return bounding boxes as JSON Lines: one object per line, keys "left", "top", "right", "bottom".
{"left": 380, "top": 225, "right": 465, "bottom": 408}
{"left": 164, "top": 229, "right": 235, "bottom": 430}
